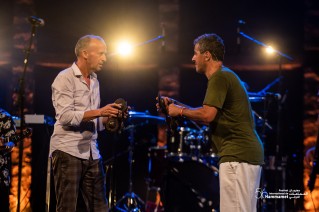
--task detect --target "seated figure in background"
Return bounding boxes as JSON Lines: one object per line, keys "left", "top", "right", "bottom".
{"left": 0, "top": 108, "right": 16, "bottom": 212}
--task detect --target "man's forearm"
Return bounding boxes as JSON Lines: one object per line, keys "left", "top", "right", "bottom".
{"left": 82, "top": 109, "right": 101, "bottom": 122}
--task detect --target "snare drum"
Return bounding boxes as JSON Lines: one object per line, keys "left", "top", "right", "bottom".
{"left": 167, "top": 127, "right": 201, "bottom": 157}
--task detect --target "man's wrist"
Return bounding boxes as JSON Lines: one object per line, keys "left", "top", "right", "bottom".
{"left": 98, "top": 109, "right": 103, "bottom": 117}
{"left": 180, "top": 107, "right": 186, "bottom": 117}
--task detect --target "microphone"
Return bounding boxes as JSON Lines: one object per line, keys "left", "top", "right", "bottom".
{"left": 265, "top": 92, "right": 281, "bottom": 100}
{"left": 105, "top": 98, "right": 127, "bottom": 133}
{"left": 28, "top": 16, "right": 45, "bottom": 27}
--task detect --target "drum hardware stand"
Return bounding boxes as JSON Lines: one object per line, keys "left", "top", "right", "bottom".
{"left": 108, "top": 119, "right": 158, "bottom": 211}
{"left": 253, "top": 110, "right": 273, "bottom": 131}
{"left": 113, "top": 124, "right": 145, "bottom": 212}
{"left": 107, "top": 134, "right": 116, "bottom": 209}
{"left": 105, "top": 143, "right": 130, "bottom": 209}
{"left": 239, "top": 31, "right": 292, "bottom": 212}
{"left": 253, "top": 82, "right": 283, "bottom": 212}
{"left": 258, "top": 95, "right": 274, "bottom": 212}
{"left": 258, "top": 58, "right": 288, "bottom": 212}
{"left": 105, "top": 163, "right": 115, "bottom": 209}
{"left": 248, "top": 79, "right": 286, "bottom": 212}
{"left": 276, "top": 56, "right": 287, "bottom": 212}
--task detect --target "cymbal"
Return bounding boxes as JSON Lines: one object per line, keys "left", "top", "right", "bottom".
{"left": 248, "top": 92, "right": 265, "bottom": 102}
{"left": 249, "top": 96, "right": 265, "bottom": 102}
{"left": 248, "top": 92, "right": 282, "bottom": 102}
{"left": 128, "top": 111, "right": 165, "bottom": 125}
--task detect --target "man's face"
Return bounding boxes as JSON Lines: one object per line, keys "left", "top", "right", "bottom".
{"left": 85, "top": 39, "right": 107, "bottom": 72}
{"left": 192, "top": 43, "right": 206, "bottom": 74}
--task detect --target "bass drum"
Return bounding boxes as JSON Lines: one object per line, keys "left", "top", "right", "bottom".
{"left": 147, "top": 146, "right": 168, "bottom": 188}
{"left": 163, "top": 157, "right": 220, "bottom": 211}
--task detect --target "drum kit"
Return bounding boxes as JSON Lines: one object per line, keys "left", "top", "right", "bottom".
{"left": 110, "top": 86, "right": 280, "bottom": 212}
{"left": 109, "top": 110, "right": 220, "bottom": 212}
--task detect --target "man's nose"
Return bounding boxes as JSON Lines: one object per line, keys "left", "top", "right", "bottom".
{"left": 102, "top": 54, "right": 107, "bottom": 62}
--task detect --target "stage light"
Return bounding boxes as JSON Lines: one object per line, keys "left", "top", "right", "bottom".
{"left": 265, "top": 45, "right": 275, "bottom": 55}
{"left": 117, "top": 41, "right": 133, "bottom": 56}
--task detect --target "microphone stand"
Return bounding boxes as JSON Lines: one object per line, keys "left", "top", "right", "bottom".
{"left": 256, "top": 76, "right": 283, "bottom": 96}
{"left": 239, "top": 31, "right": 293, "bottom": 212}
{"left": 17, "top": 23, "right": 38, "bottom": 212}
{"left": 239, "top": 32, "right": 293, "bottom": 61}
{"left": 277, "top": 55, "right": 286, "bottom": 212}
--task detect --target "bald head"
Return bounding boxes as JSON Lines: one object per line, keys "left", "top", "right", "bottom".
{"left": 74, "top": 35, "right": 107, "bottom": 74}
{"left": 75, "top": 35, "right": 106, "bottom": 57}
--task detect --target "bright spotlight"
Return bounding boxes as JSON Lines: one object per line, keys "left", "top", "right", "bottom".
{"left": 265, "top": 46, "right": 275, "bottom": 55}
{"left": 117, "top": 41, "right": 133, "bottom": 56}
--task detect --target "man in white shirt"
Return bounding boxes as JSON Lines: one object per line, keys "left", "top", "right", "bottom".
{"left": 50, "top": 35, "right": 124, "bottom": 211}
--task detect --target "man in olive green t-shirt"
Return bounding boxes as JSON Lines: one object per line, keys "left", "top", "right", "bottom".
{"left": 157, "top": 33, "right": 264, "bottom": 212}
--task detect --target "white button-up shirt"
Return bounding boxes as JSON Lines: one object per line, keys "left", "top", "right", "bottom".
{"left": 50, "top": 63, "right": 103, "bottom": 159}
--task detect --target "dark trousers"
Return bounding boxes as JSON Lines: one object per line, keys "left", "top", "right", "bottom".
{"left": 51, "top": 150, "right": 108, "bottom": 212}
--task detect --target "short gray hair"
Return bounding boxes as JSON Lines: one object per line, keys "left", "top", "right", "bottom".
{"left": 74, "top": 35, "right": 105, "bottom": 57}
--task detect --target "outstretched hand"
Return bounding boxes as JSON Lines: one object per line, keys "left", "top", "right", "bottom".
{"left": 156, "top": 95, "right": 172, "bottom": 114}
{"left": 100, "top": 103, "right": 122, "bottom": 118}
{"left": 156, "top": 95, "right": 183, "bottom": 117}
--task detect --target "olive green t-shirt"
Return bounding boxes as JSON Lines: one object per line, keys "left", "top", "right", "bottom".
{"left": 203, "top": 66, "right": 264, "bottom": 165}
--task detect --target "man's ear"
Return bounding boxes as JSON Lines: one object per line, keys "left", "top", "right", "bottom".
{"left": 204, "top": 51, "right": 211, "bottom": 61}
{"left": 82, "top": 50, "right": 88, "bottom": 59}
